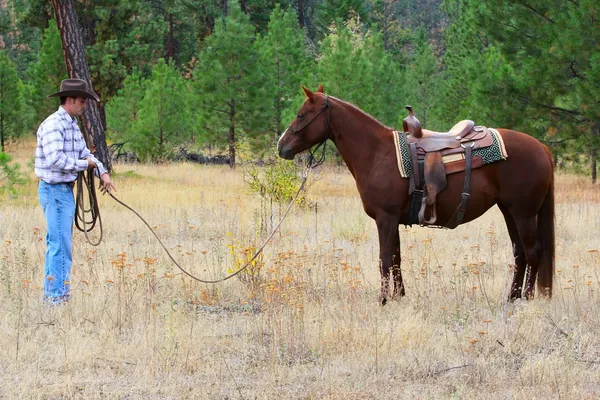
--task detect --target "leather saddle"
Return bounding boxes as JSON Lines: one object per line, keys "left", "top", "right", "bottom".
{"left": 402, "top": 106, "right": 493, "bottom": 228}
{"left": 403, "top": 106, "right": 492, "bottom": 154}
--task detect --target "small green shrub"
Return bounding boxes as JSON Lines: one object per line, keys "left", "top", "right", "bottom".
{"left": 0, "top": 152, "right": 26, "bottom": 196}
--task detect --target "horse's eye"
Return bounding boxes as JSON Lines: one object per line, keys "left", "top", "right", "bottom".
{"left": 297, "top": 114, "right": 304, "bottom": 119}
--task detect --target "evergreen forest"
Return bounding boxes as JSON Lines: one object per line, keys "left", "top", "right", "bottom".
{"left": 1, "top": 0, "right": 598, "bottom": 180}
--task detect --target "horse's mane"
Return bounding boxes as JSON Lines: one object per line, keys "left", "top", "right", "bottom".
{"left": 330, "top": 96, "right": 393, "bottom": 131}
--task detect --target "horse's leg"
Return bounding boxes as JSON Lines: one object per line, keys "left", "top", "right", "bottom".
{"left": 376, "top": 217, "right": 401, "bottom": 305}
{"left": 513, "top": 215, "right": 542, "bottom": 299}
{"left": 498, "top": 205, "right": 527, "bottom": 300}
{"left": 392, "top": 252, "right": 405, "bottom": 299}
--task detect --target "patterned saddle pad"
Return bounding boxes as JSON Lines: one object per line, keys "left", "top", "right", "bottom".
{"left": 393, "top": 128, "right": 508, "bottom": 178}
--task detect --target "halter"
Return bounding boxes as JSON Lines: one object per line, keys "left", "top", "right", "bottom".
{"left": 288, "top": 95, "right": 331, "bottom": 168}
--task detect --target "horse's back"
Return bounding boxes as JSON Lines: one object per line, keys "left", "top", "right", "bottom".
{"left": 493, "top": 129, "right": 553, "bottom": 212}
{"left": 432, "top": 128, "right": 552, "bottom": 225}
{"left": 498, "top": 129, "right": 552, "bottom": 169}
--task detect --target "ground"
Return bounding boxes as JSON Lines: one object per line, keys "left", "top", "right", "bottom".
{"left": 1, "top": 140, "right": 599, "bottom": 399}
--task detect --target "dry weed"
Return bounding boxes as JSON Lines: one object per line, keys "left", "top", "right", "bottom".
{"left": 0, "top": 140, "right": 599, "bottom": 398}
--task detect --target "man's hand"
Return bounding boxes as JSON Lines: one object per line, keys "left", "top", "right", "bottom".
{"left": 99, "top": 173, "right": 116, "bottom": 194}
{"left": 87, "top": 157, "right": 97, "bottom": 170}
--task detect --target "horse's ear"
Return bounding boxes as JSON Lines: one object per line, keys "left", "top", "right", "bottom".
{"left": 302, "top": 85, "right": 314, "bottom": 100}
{"left": 317, "top": 84, "right": 324, "bottom": 93}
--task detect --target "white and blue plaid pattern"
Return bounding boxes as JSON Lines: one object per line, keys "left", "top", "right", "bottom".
{"left": 35, "top": 107, "right": 107, "bottom": 183}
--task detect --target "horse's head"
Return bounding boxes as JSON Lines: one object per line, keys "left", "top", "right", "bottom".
{"left": 277, "top": 84, "right": 330, "bottom": 160}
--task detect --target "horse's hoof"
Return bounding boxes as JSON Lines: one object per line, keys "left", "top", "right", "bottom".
{"left": 391, "top": 291, "right": 406, "bottom": 300}
{"left": 525, "top": 291, "right": 535, "bottom": 300}
{"left": 508, "top": 293, "right": 521, "bottom": 302}
{"left": 379, "top": 296, "right": 388, "bottom": 306}
{"left": 508, "top": 286, "right": 522, "bottom": 302}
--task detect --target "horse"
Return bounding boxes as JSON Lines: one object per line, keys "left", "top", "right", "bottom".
{"left": 277, "top": 85, "right": 555, "bottom": 305}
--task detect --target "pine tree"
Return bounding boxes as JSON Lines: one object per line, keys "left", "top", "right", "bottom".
{"left": 445, "top": 0, "right": 600, "bottom": 181}
{"left": 192, "top": 1, "right": 270, "bottom": 168}
{"left": 0, "top": 52, "right": 29, "bottom": 151}
{"left": 85, "top": 0, "right": 165, "bottom": 105}
{"left": 400, "top": 29, "right": 442, "bottom": 128}
{"left": 128, "top": 59, "right": 193, "bottom": 161}
{"left": 314, "top": 0, "right": 369, "bottom": 40}
{"left": 105, "top": 69, "right": 145, "bottom": 145}
{"left": 0, "top": 152, "right": 26, "bottom": 196}
{"left": 25, "top": 19, "right": 68, "bottom": 126}
{"left": 0, "top": 0, "right": 42, "bottom": 78}
{"left": 318, "top": 19, "right": 372, "bottom": 106}
{"left": 438, "top": 0, "right": 482, "bottom": 125}
{"left": 255, "top": 5, "right": 313, "bottom": 148}
{"left": 368, "top": 0, "right": 412, "bottom": 64}
{"left": 317, "top": 17, "right": 403, "bottom": 127}
{"left": 358, "top": 29, "right": 404, "bottom": 127}
{"left": 51, "top": 0, "right": 112, "bottom": 170}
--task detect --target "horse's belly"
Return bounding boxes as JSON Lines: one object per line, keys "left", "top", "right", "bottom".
{"left": 433, "top": 168, "right": 498, "bottom": 226}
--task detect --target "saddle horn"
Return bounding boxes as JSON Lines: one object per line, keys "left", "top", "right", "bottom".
{"left": 402, "top": 105, "right": 423, "bottom": 138}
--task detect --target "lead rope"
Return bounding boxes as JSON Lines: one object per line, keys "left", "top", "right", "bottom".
{"left": 76, "top": 165, "right": 310, "bottom": 284}
{"left": 75, "top": 169, "right": 103, "bottom": 246}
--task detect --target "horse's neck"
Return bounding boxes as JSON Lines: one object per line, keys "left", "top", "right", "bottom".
{"left": 330, "top": 102, "right": 392, "bottom": 178}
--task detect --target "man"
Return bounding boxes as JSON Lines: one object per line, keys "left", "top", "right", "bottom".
{"left": 35, "top": 78, "right": 116, "bottom": 305}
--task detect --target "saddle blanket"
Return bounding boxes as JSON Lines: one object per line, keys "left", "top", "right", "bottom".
{"left": 393, "top": 127, "right": 508, "bottom": 178}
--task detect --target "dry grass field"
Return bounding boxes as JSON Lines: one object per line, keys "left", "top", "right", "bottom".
{"left": 1, "top": 140, "right": 599, "bottom": 399}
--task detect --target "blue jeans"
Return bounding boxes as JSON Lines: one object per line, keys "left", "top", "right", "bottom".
{"left": 38, "top": 181, "right": 75, "bottom": 304}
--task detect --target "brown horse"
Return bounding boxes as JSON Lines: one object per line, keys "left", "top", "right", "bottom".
{"left": 278, "top": 85, "right": 555, "bottom": 305}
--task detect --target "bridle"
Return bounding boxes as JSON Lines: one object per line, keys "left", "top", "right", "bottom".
{"left": 287, "top": 95, "right": 331, "bottom": 168}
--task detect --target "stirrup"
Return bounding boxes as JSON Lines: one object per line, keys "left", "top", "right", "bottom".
{"left": 418, "top": 196, "right": 437, "bottom": 225}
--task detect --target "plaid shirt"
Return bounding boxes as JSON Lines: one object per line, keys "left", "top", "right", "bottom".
{"left": 35, "top": 107, "right": 107, "bottom": 184}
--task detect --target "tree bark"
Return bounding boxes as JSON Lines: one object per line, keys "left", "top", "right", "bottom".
{"left": 98, "top": 102, "right": 107, "bottom": 131}
{"left": 592, "top": 153, "right": 597, "bottom": 184}
{"left": 228, "top": 99, "right": 235, "bottom": 169}
{"left": 51, "top": 0, "right": 112, "bottom": 172}
{"left": 381, "top": 0, "right": 391, "bottom": 51}
{"left": 592, "top": 124, "right": 599, "bottom": 184}
{"left": 297, "top": 0, "right": 304, "bottom": 27}
{"left": 275, "top": 97, "right": 282, "bottom": 138}
{"left": 80, "top": 12, "right": 96, "bottom": 46}
{"left": 166, "top": 13, "right": 175, "bottom": 61}
{"left": 0, "top": 117, "right": 5, "bottom": 152}
{"left": 221, "top": 0, "right": 228, "bottom": 16}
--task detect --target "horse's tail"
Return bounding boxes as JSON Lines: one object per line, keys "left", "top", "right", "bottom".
{"left": 537, "top": 145, "right": 555, "bottom": 297}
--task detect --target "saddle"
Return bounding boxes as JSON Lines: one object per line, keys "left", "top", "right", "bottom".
{"left": 402, "top": 106, "right": 493, "bottom": 228}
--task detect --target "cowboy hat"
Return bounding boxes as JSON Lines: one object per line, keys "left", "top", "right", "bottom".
{"left": 47, "top": 78, "right": 100, "bottom": 101}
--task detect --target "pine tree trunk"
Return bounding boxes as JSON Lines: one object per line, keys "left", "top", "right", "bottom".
{"left": 228, "top": 99, "right": 236, "bottom": 169}
{"left": 297, "top": 0, "right": 304, "bottom": 27}
{"left": 167, "top": 13, "right": 175, "bottom": 61}
{"left": 0, "top": 117, "right": 4, "bottom": 152}
{"left": 221, "top": 0, "right": 228, "bottom": 16}
{"left": 275, "top": 97, "right": 282, "bottom": 142}
{"left": 593, "top": 124, "right": 600, "bottom": 184}
{"left": 592, "top": 154, "right": 597, "bottom": 184}
{"left": 51, "top": 0, "right": 112, "bottom": 172}
{"left": 98, "top": 102, "right": 107, "bottom": 131}
{"left": 80, "top": 13, "right": 95, "bottom": 46}
{"left": 382, "top": 0, "right": 390, "bottom": 50}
